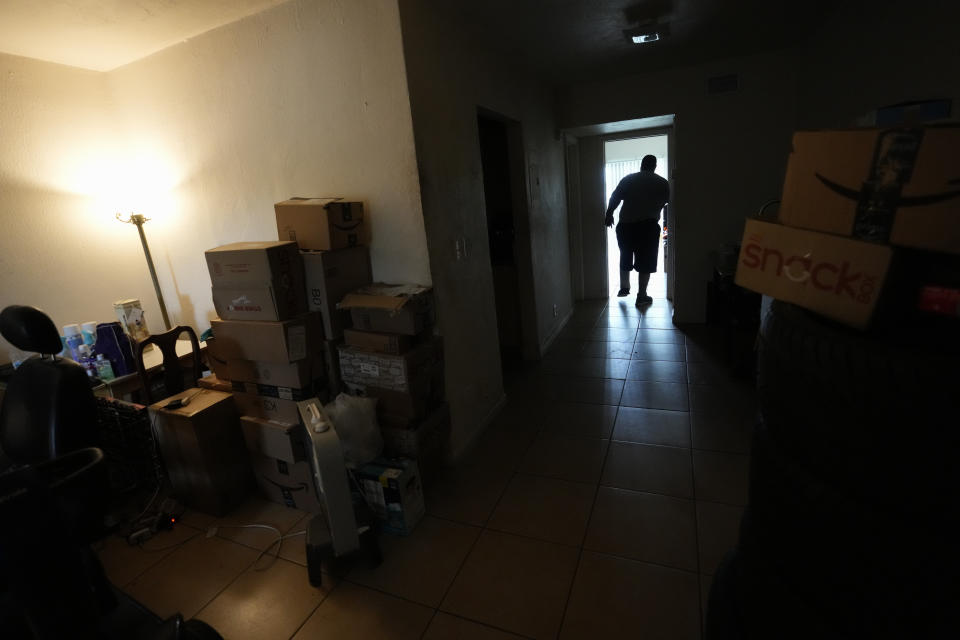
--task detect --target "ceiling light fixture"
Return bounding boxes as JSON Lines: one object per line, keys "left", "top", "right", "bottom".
{"left": 624, "top": 24, "right": 668, "bottom": 45}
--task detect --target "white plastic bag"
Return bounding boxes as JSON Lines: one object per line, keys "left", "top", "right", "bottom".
{"left": 324, "top": 393, "right": 382, "bottom": 466}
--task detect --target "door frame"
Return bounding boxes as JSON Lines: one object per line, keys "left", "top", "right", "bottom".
{"left": 476, "top": 107, "right": 540, "bottom": 362}
{"left": 599, "top": 126, "right": 676, "bottom": 300}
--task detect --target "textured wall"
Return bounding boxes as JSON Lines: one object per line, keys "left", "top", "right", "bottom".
{"left": 1, "top": 0, "right": 430, "bottom": 361}
{"left": 398, "top": 1, "right": 572, "bottom": 457}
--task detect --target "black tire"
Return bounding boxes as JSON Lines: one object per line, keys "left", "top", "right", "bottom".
{"left": 745, "top": 424, "right": 955, "bottom": 637}
{"left": 756, "top": 300, "right": 960, "bottom": 523}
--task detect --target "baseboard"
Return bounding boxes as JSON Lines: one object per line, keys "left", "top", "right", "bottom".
{"left": 538, "top": 306, "right": 574, "bottom": 357}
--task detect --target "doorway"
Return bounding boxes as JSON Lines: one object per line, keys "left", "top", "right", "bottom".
{"left": 603, "top": 134, "right": 670, "bottom": 299}
{"left": 477, "top": 112, "right": 527, "bottom": 368}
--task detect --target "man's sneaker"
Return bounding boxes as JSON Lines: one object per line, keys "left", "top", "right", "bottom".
{"left": 617, "top": 288, "right": 630, "bottom": 297}
{"left": 636, "top": 295, "right": 653, "bottom": 306}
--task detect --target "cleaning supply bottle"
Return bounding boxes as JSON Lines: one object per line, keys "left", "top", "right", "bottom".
{"left": 63, "top": 324, "right": 84, "bottom": 362}
{"left": 81, "top": 321, "right": 98, "bottom": 346}
{"left": 95, "top": 354, "right": 116, "bottom": 381}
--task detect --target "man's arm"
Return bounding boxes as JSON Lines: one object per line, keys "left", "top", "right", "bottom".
{"left": 605, "top": 185, "right": 622, "bottom": 227}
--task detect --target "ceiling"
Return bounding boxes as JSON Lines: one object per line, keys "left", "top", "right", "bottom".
{"left": 0, "top": 0, "right": 839, "bottom": 76}
{"left": 442, "top": 0, "right": 840, "bottom": 83}
{"left": 0, "top": 0, "right": 286, "bottom": 71}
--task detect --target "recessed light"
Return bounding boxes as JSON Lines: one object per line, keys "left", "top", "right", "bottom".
{"left": 631, "top": 32, "right": 659, "bottom": 44}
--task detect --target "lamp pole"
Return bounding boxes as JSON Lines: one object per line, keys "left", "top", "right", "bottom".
{"left": 120, "top": 213, "right": 172, "bottom": 331}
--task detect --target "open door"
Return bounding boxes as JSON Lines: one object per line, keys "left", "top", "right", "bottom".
{"left": 478, "top": 113, "right": 523, "bottom": 366}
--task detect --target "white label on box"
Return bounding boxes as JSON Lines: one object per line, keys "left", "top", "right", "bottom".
{"left": 287, "top": 325, "right": 307, "bottom": 360}
{"left": 360, "top": 362, "right": 380, "bottom": 377}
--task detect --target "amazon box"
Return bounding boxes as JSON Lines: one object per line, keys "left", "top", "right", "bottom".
{"left": 250, "top": 454, "right": 322, "bottom": 513}
{"left": 302, "top": 247, "right": 373, "bottom": 339}
{"left": 234, "top": 392, "right": 302, "bottom": 424}
{"left": 275, "top": 199, "right": 367, "bottom": 250}
{"left": 210, "top": 314, "right": 321, "bottom": 363}
{"left": 339, "top": 284, "right": 434, "bottom": 335}
{"left": 206, "top": 337, "right": 324, "bottom": 388}
{"left": 735, "top": 219, "right": 892, "bottom": 329}
{"left": 779, "top": 126, "right": 960, "bottom": 254}
{"left": 240, "top": 415, "right": 310, "bottom": 463}
{"left": 212, "top": 283, "right": 305, "bottom": 322}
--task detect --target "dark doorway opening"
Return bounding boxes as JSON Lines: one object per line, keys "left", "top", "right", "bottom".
{"left": 478, "top": 113, "right": 523, "bottom": 368}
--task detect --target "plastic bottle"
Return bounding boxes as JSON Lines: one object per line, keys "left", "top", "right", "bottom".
{"left": 63, "top": 324, "right": 84, "bottom": 362}
{"left": 95, "top": 354, "right": 116, "bottom": 381}
{"left": 81, "top": 321, "right": 98, "bottom": 346}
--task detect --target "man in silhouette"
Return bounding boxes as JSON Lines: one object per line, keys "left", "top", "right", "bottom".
{"left": 605, "top": 154, "right": 669, "bottom": 306}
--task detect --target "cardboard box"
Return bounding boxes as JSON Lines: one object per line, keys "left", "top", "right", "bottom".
{"left": 339, "top": 338, "right": 443, "bottom": 393}
{"left": 249, "top": 453, "right": 322, "bottom": 513}
{"left": 149, "top": 389, "right": 253, "bottom": 516}
{"left": 205, "top": 241, "right": 305, "bottom": 287}
{"left": 343, "top": 328, "right": 414, "bottom": 355}
{"left": 275, "top": 199, "right": 367, "bottom": 250}
{"left": 779, "top": 126, "right": 960, "bottom": 254}
{"left": 355, "top": 457, "right": 425, "bottom": 536}
{"left": 339, "top": 284, "right": 434, "bottom": 336}
{"left": 197, "top": 373, "right": 232, "bottom": 392}
{"left": 212, "top": 283, "right": 306, "bottom": 322}
{"left": 206, "top": 337, "right": 323, "bottom": 388}
{"left": 210, "top": 313, "right": 321, "bottom": 363}
{"left": 302, "top": 247, "right": 373, "bottom": 339}
{"left": 735, "top": 219, "right": 893, "bottom": 329}
{"left": 240, "top": 415, "right": 310, "bottom": 463}
{"left": 234, "top": 392, "right": 303, "bottom": 424}
{"left": 231, "top": 379, "right": 323, "bottom": 401}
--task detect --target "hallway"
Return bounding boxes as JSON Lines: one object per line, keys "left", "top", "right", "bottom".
{"left": 424, "top": 277, "right": 755, "bottom": 638}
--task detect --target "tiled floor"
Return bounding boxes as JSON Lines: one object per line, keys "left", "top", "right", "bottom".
{"left": 97, "top": 278, "right": 755, "bottom": 639}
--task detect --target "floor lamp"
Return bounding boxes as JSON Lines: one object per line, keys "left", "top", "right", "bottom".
{"left": 116, "top": 213, "right": 172, "bottom": 331}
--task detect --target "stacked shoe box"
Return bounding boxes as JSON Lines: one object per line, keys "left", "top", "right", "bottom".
{"left": 205, "top": 240, "right": 326, "bottom": 509}
{"left": 275, "top": 198, "right": 373, "bottom": 396}
{"left": 735, "top": 125, "right": 960, "bottom": 329}
{"left": 337, "top": 284, "right": 449, "bottom": 481}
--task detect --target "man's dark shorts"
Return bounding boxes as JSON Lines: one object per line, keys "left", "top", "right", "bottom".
{"left": 616, "top": 220, "right": 661, "bottom": 273}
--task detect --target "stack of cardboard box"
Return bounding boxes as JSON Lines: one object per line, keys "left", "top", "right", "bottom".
{"left": 275, "top": 198, "right": 374, "bottom": 396}
{"left": 735, "top": 125, "right": 960, "bottom": 329}
{"left": 204, "top": 240, "right": 327, "bottom": 511}
{"left": 337, "top": 284, "right": 449, "bottom": 480}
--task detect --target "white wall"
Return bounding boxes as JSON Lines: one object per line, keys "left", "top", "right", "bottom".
{"left": 0, "top": 53, "right": 159, "bottom": 357}
{"left": 560, "top": 49, "right": 798, "bottom": 320}
{"left": 0, "top": 0, "right": 430, "bottom": 361}
{"left": 398, "top": 0, "right": 572, "bottom": 457}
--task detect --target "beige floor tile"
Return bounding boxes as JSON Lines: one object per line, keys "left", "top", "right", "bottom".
{"left": 177, "top": 508, "right": 218, "bottom": 532}
{"left": 426, "top": 465, "right": 513, "bottom": 526}
{"left": 537, "top": 401, "right": 619, "bottom": 439}
{"left": 292, "top": 582, "right": 433, "bottom": 640}
{"left": 196, "top": 557, "right": 332, "bottom": 640}
{"left": 696, "top": 501, "right": 744, "bottom": 575}
{"left": 461, "top": 420, "right": 539, "bottom": 471}
{"left": 602, "top": 441, "right": 693, "bottom": 498}
{"left": 424, "top": 612, "right": 527, "bottom": 639}
{"left": 693, "top": 450, "right": 750, "bottom": 506}
{"left": 520, "top": 433, "right": 608, "bottom": 483}
{"left": 585, "top": 486, "right": 698, "bottom": 571}
{"left": 488, "top": 473, "right": 595, "bottom": 546}
{"left": 213, "top": 497, "right": 308, "bottom": 549}
{"left": 560, "top": 551, "right": 700, "bottom": 640}
{"left": 347, "top": 516, "right": 480, "bottom": 607}
{"left": 96, "top": 525, "right": 201, "bottom": 588}
{"left": 612, "top": 406, "right": 691, "bottom": 447}
{"left": 125, "top": 534, "right": 258, "bottom": 619}
{"left": 441, "top": 530, "right": 580, "bottom": 639}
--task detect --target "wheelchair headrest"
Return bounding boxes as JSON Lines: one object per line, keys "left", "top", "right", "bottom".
{"left": 0, "top": 306, "right": 64, "bottom": 355}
